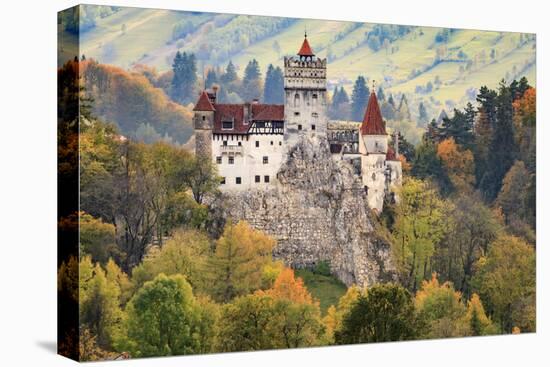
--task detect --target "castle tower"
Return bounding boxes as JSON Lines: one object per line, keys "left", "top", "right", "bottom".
{"left": 358, "top": 90, "right": 388, "bottom": 212}
{"left": 283, "top": 33, "right": 328, "bottom": 146}
{"left": 193, "top": 90, "right": 216, "bottom": 159}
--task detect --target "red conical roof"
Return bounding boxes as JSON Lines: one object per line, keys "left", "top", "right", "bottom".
{"left": 298, "top": 35, "right": 315, "bottom": 57}
{"left": 360, "top": 91, "right": 386, "bottom": 135}
{"left": 193, "top": 91, "right": 215, "bottom": 111}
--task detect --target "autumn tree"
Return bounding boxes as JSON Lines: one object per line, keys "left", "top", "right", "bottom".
{"left": 209, "top": 221, "right": 276, "bottom": 302}
{"left": 473, "top": 235, "right": 536, "bottom": 333}
{"left": 123, "top": 274, "right": 207, "bottom": 357}
{"left": 437, "top": 137, "right": 475, "bottom": 193}
{"left": 335, "top": 283, "right": 417, "bottom": 344}
{"left": 218, "top": 269, "right": 324, "bottom": 351}
{"left": 323, "top": 286, "right": 361, "bottom": 343}
{"left": 466, "top": 293, "right": 497, "bottom": 336}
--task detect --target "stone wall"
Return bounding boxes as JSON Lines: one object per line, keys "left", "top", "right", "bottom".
{"left": 209, "top": 135, "right": 397, "bottom": 287}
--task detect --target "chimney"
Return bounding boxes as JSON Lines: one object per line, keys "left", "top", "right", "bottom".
{"left": 211, "top": 85, "right": 218, "bottom": 103}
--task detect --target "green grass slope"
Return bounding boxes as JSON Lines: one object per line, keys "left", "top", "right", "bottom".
{"left": 296, "top": 269, "right": 347, "bottom": 315}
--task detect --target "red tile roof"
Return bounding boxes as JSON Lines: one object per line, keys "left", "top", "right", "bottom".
{"left": 211, "top": 103, "right": 285, "bottom": 134}
{"left": 193, "top": 91, "right": 215, "bottom": 111}
{"left": 298, "top": 36, "right": 315, "bottom": 57}
{"left": 360, "top": 92, "right": 387, "bottom": 135}
{"left": 251, "top": 104, "right": 284, "bottom": 121}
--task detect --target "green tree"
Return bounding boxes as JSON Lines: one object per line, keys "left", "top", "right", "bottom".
{"left": 130, "top": 229, "right": 211, "bottom": 294}
{"left": 433, "top": 193, "right": 500, "bottom": 296}
{"left": 414, "top": 274, "right": 470, "bottom": 338}
{"left": 418, "top": 102, "right": 428, "bottom": 126}
{"left": 351, "top": 76, "right": 369, "bottom": 121}
{"left": 393, "top": 178, "right": 448, "bottom": 290}
{"left": 124, "top": 274, "right": 207, "bottom": 357}
{"left": 205, "top": 68, "right": 218, "bottom": 89}
{"left": 335, "top": 284, "right": 417, "bottom": 344}
{"left": 263, "top": 64, "right": 284, "bottom": 104}
{"left": 171, "top": 51, "right": 198, "bottom": 104}
{"left": 79, "top": 256, "right": 125, "bottom": 350}
{"left": 473, "top": 235, "right": 535, "bottom": 333}
{"left": 241, "top": 59, "right": 262, "bottom": 101}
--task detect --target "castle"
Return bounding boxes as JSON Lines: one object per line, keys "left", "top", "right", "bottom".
{"left": 194, "top": 34, "right": 402, "bottom": 212}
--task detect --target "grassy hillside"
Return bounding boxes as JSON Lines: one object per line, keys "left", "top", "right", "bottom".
{"left": 77, "top": 5, "right": 536, "bottom": 116}
{"left": 296, "top": 269, "right": 347, "bottom": 315}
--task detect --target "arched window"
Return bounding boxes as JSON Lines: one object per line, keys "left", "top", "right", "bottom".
{"left": 294, "top": 93, "right": 300, "bottom": 107}
{"left": 312, "top": 93, "right": 318, "bottom": 106}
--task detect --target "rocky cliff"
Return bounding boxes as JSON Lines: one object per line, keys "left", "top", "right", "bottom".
{"left": 210, "top": 136, "right": 396, "bottom": 287}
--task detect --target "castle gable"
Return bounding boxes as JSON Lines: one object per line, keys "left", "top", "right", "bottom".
{"left": 213, "top": 103, "right": 284, "bottom": 134}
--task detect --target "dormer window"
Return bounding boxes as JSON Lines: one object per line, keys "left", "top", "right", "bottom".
{"left": 222, "top": 120, "right": 234, "bottom": 130}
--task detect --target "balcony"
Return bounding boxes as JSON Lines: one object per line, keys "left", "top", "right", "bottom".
{"left": 220, "top": 144, "right": 244, "bottom": 155}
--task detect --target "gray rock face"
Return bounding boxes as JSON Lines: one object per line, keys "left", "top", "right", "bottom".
{"left": 210, "top": 136, "right": 396, "bottom": 287}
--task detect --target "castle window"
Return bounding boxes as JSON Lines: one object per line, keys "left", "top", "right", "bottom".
{"left": 294, "top": 93, "right": 300, "bottom": 107}
{"left": 264, "top": 175, "right": 270, "bottom": 183}
{"left": 372, "top": 173, "right": 376, "bottom": 181}
{"left": 279, "top": 141, "right": 282, "bottom": 146}
{"left": 312, "top": 112, "right": 318, "bottom": 118}
{"left": 298, "top": 124, "right": 302, "bottom": 131}
{"left": 223, "top": 140, "right": 228, "bottom": 146}
{"left": 236, "top": 177, "right": 241, "bottom": 184}
{"left": 270, "top": 141, "right": 274, "bottom": 145}
{"left": 255, "top": 175, "right": 261, "bottom": 183}
{"left": 220, "top": 177, "right": 226, "bottom": 184}
{"left": 202, "top": 115, "right": 206, "bottom": 121}
{"left": 222, "top": 120, "right": 233, "bottom": 130}
{"left": 311, "top": 124, "right": 316, "bottom": 130}
{"left": 294, "top": 112, "right": 300, "bottom": 116}
{"left": 216, "top": 156, "right": 222, "bottom": 164}
{"left": 312, "top": 94, "right": 318, "bottom": 106}
{"left": 238, "top": 141, "right": 242, "bottom": 146}
{"left": 229, "top": 156, "right": 234, "bottom": 164}
{"left": 255, "top": 141, "right": 260, "bottom": 148}
{"left": 263, "top": 156, "right": 269, "bottom": 164}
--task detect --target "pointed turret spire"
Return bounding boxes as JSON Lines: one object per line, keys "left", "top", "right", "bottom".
{"left": 360, "top": 91, "right": 386, "bottom": 135}
{"left": 297, "top": 32, "right": 315, "bottom": 57}
{"left": 193, "top": 90, "right": 215, "bottom": 111}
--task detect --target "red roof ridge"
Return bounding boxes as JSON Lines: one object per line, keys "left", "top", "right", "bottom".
{"left": 298, "top": 36, "right": 315, "bottom": 57}
{"left": 193, "top": 91, "right": 215, "bottom": 111}
{"left": 360, "top": 91, "right": 386, "bottom": 135}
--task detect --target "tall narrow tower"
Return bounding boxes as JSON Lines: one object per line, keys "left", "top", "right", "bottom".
{"left": 193, "top": 90, "right": 216, "bottom": 159}
{"left": 283, "top": 33, "right": 328, "bottom": 146}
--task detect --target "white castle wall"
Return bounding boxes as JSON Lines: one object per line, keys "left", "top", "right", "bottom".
{"left": 212, "top": 134, "right": 285, "bottom": 190}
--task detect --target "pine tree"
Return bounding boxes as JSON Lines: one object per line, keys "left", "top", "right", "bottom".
{"left": 397, "top": 94, "right": 411, "bottom": 121}
{"left": 263, "top": 64, "right": 284, "bottom": 104}
{"left": 418, "top": 102, "right": 428, "bottom": 126}
{"left": 351, "top": 76, "right": 369, "bottom": 121}
{"left": 481, "top": 81, "right": 516, "bottom": 201}
{"left": 329, "top": 86, "right": 350, "bottom": 120}
{"left": 241, "top": 59, "right": 262, "bottom": 101}
{"left": 171, "top": 51, "right": 198, "bottom": 104}
{"left": 205, "top": 68, "right": 218, "bottom": 89}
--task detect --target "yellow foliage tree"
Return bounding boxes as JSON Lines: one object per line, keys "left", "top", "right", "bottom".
{"left": 257, "top": 268, "right": 314, "bottom": 305}
{"left": 210, "top": 221, "right": 276, "bottom": 302}
{"left": 437, "top": 137, "right": 475, "bottom": 192}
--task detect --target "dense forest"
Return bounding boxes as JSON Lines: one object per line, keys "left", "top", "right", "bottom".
{"left": 58, "top": 55, "right": 535, "bottom": 360}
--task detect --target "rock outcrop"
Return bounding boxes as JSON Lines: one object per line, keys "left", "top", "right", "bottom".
{"left": 210, "top": 136, "right": 396, "bottom": 287}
